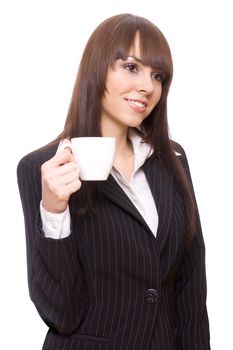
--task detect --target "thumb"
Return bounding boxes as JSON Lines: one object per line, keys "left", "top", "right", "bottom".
{"left": 56, "top": 139, "right": 72, "bottom": 154}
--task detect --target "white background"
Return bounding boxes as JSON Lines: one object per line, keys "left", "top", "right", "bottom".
{"left": 0, "top": 0, "right": 232, "bottom": 349}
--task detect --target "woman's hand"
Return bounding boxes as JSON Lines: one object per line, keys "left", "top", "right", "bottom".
{"left": 41, "top": 140, "right": 81, "bottom": 213}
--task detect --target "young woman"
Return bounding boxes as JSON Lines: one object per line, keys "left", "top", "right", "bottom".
{"left": 17, "top": 14, "right": 210, "bottom": 350}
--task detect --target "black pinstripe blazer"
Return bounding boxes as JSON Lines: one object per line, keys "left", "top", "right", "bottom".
{"left": 17, "top": 142, "right": 210, "bottom": 350}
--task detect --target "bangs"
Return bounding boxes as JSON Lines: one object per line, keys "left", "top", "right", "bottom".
{"left": 107, "top": 16, "right": 173, "bottom": 81}
{"left": 138, "top": 28, "right": 173, "bottom": 80}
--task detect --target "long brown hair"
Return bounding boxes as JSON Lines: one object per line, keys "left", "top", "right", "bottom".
{"left": 53, "top": 14, "right": 196, "bottom": 244}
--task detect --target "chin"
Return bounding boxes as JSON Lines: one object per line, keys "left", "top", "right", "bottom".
{"left": 128, "top": 119, "right": 146, "bottom": 128}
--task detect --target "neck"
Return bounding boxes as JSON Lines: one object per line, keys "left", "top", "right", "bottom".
{"left": 101, "top": 122, "right": 135, "bottom": 180}
{"left": 101, "top": 122, "right": 132, "bottom": 156}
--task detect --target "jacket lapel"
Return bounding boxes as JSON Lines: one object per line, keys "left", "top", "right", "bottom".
{"left": 99, "top": 155, "right": 174, "bottom": 253}
{"left": 143, "top": 155, "right": 174, "bottom": 252}
{"left": 99, "top": 175, "right": 152, "bottom": 233}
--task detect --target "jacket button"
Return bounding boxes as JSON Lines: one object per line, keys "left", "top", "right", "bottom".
{"left": 145, "top": 288, "right": 159, "bottom": 304}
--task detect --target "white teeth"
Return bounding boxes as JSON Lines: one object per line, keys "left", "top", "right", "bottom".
{"left": 128, "top": 99, "right": 146, "bottom": 108}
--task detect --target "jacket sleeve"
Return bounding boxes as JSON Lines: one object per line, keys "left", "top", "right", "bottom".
{"left": 17, "top": 152, "right": 87, "bottom": 334}
{"left": 174, "top": 145, "right": 211, "bottom": 349}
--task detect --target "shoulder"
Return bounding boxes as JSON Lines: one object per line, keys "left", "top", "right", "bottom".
{"left": 171, "top": 140, "right": 186, "bottom": 157}
{"left": 17, "top": 142, "right": 58, "bottom": 175}
{"left": 171, "top": 140, "right": 189, "bottom": 166}
{"left": 170, "top": 140, "right": 193, "bottom": 181}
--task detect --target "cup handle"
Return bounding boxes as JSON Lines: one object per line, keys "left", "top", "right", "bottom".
{"left": 56, "top": 140, "right": 73, "bottom": 154}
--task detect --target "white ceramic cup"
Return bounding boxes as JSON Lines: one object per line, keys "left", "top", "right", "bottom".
{"left": 59, "top": 137, "right": 116, "bottom": 181}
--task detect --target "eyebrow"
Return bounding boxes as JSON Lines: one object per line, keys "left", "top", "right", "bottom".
{"left": 125, "top": 55, "right": 145, "bottom": 64}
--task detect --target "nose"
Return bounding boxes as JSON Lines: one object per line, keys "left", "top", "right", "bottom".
{"left": 136, "top": 72, "right": 154, "bottom": 95}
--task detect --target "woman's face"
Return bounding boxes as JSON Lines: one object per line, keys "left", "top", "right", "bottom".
{"left": 101, "top": 32, "right": 163, "bottom": 134}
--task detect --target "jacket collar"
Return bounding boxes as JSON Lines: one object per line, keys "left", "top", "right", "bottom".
{"left": 126, "top": 129, "right": 153, "bottom": 172}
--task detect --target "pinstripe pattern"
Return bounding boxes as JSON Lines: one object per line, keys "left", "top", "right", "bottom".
{"left": 17, "top": 143, "right": 210, "bottom": 349}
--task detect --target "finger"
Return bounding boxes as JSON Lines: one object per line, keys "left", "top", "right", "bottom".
{"left": 54, "top": 161, "right": 79, "bottom": 177}
{"left": 67, "top": 179, "right": 82, "bottom": 193}
{"left": 63, "top": 179, "right": 82, "bottom": 197}
{"left": 44, "top": 148, "right": 74, "bottom": 170}
{"left": 62, "top": 169, "right": 80, "bottom": 186}
{"left": 56, "top": 139, "right": 72, "bottom": 154}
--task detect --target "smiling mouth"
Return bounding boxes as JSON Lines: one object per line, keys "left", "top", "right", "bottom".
{"left": 125, "top": 99, "right": 147, "bottom": 108}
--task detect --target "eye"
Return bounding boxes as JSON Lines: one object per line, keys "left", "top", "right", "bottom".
{"left": 151, "top": 72, "right": 164, "bottom": 81}
{"left": 123, "top": 63, "right": 138, "bottom": 73}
